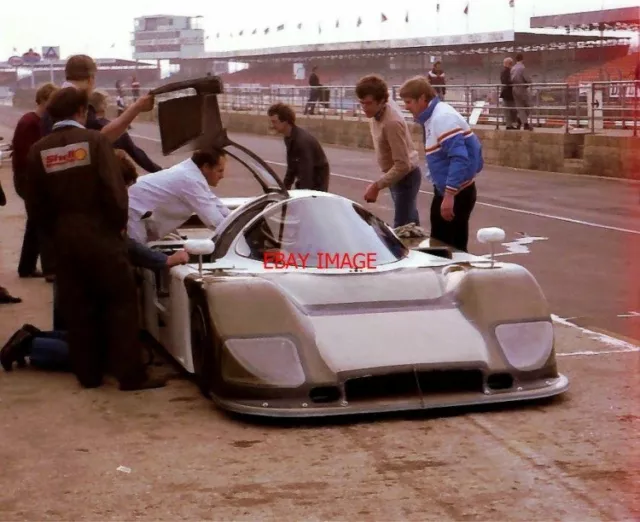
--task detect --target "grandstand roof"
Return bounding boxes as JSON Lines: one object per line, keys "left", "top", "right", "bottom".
{"left": 530, "top": 6, "right": 640, "bottom": 31}
{"left": 0, "top": 58, "right": 157, "bottom": 70}
{"left": 180, "top": 30, "right": 627, "bottom": 63}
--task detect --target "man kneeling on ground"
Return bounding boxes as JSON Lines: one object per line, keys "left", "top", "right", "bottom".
{"left": 1, "top": 151, "right": 189, "bottom": 372}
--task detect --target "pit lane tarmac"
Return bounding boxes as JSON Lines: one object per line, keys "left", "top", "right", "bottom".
{"left": 0, "top": 114, "right": 638, "bottom": 520}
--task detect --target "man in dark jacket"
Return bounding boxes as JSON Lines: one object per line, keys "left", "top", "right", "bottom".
{"left": 24, "top": 86, "right": 165, "bottom": 391}
{"left": 427, "top": 61, "right": 446, "bottom": 100}
{"left": 11, "top": 82, "right": 58, "bottom": 279}
{"left": 90, "top": 90, "right": 161, "bottom": 173}
{"left": 500, "top": 57, "right": 518, "bottom": 130}
{"left": 304, "top": 66, "right": 321, "bottom": 115}
{"left": 267, "top": 103, "right": 330, "bottom": 192}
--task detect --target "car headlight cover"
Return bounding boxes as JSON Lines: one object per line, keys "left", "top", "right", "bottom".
{"left": 223, "top": 337, "right": 306, "bottom": 387}
{"left": 495, "top": 320, "right": 554, "bottom": 371}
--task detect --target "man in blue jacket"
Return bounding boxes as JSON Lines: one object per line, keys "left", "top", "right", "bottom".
{"left": 399, "top": 76, "right": 483, "bottom": 252}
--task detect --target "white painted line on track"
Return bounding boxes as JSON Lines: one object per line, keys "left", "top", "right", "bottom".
{"left": 261, "top": 160, "right": 640, "bottom": 235}
{"left": 551, "top": 314, "right": 640, "bottom": 354}
{"left": 558, "top": 348, "right": 640, "bottom": 357}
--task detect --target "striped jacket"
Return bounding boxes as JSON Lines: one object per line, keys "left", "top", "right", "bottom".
{"left": 415, "top": 97, "right": 483, "bottom": 196}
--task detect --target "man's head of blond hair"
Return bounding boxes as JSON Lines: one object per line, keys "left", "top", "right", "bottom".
{"left": 399, "top": 76, "right": 437, "bottom": 103}
{"left": 89, "top": 90, "right": 109, "bottom": 114}
{"left": 35, "top": 83, "right": 58, "bottom": 107}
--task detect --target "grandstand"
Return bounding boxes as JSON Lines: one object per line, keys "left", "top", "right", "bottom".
{"left": 170, "top": 30, "right": 631, "bottom": 87}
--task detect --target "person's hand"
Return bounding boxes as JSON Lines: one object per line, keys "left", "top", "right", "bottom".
{"left": 440, "top": 193, "right": 455, "bottom": 221}
{"left": 364, "top": 182, "right": 380, "bottom": 203}
{"left": 167, "top": 249, "right": 189, "bottom": 267}
{"left": 134, "top": 94, "right": 155, "bottom": 113}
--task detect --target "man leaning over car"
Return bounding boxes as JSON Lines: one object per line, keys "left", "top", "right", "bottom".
{"left": 267, "top": 103, "right": 330, "bottom": 192}
{"left": 127, "top": 148, "right": 231, "bottom": 244}
{"left": 25, "top": 86, "right": 166, "bottom": 391}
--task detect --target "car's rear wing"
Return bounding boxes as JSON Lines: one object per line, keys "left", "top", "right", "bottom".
{"left": 149, "top": 75, "right": 288, "bottom": 196}
{"left": 149, "top": 76, "right": 228, "bottom": 156}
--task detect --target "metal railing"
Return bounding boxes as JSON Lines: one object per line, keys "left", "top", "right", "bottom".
{"left": 209, "top": 80, "right": 640, "bottom": 136}
{"left": 10, "top": 79, "right": 640, "bottom": 136}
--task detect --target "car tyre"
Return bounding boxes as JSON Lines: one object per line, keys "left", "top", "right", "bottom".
{"left": 190, "top": 302, "right": 214, "bottom": 399}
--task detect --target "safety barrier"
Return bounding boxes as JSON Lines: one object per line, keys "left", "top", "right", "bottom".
{"left": 11, "top": 78, "right": 640, "bottom": 136}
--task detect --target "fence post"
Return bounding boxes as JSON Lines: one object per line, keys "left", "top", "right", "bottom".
{"left": 590, "top": 83, "right": 595, "bottom": 134}
{"left": 495, "top": 85, "right": 500, "bottom": 130}
{"left": 565, "top": 83, "right": 570, "bottom": 134}
{"left": 634, "top": 80, "right": 638, "bottom": 138}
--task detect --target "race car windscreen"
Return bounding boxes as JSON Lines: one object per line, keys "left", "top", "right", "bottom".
{"left": 238, "top": 196, "right": 409, "bottom": 268}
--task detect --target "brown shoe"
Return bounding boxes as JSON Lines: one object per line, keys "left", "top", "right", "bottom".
{"left": 0, "top": 287, "right": 21, "bottom": 304}
{"left": 0, "top": 327, "right": 33, "bottom": 371}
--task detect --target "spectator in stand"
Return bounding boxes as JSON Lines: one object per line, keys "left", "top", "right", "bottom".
{"left": 90, "top": 90, "right": 161, "bottom": 173}
{"left": 511, "top": 53, "right": 533, "bottom": 131}
{"left": 11, "top": 82, "right": 58, "bottom": 280}
{"left": 304, "top": 66, "right": 321, "bottom": 115}
{"left": 427, "top": 61, "right": 446, "bottom": 100}
{"left": 131, "top": 75, "right": 141, "bottom": 101}
{"left": 500, "top": 57, "right": 518, "bottom": 130}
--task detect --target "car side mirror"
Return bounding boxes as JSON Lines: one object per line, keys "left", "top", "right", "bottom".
{"left": 184, "top": 239, "right": 215, "bottom": 276}
{"left": 476, "top": 227, "right": 505, "bottom": 267}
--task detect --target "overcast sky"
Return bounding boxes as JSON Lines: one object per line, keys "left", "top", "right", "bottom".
{"left": 0, "top": 0, "right": 638, "bottom": 61}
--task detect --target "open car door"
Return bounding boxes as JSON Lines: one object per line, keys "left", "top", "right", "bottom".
{"left": 150, "top": 76, "right": 288, "bottom": 197}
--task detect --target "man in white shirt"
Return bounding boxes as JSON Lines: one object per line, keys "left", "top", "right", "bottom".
{"left": 127, "top": 148, "right": 230, "bottom": 243}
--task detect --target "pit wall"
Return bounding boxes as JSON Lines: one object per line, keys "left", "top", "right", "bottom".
{"left": 11, "top": 91, "right": 639, "bottom": 180}
{"left": 124, "top": 107, "right": 640, "bottom": 181}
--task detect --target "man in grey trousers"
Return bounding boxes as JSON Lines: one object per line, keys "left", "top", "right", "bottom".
{"left": 511, "top": 53, "right": 533, "bottom": 131}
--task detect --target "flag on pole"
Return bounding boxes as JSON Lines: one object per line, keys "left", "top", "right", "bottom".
{"left": 357, "top": 16, "right": 362, "bottom": 27}
{"left": 318, "top": 23, "right": 322, "bottom": 34}
{"left": 464, "top": 2, "right": 469, "bottom": 14}
{"left": 297, "top": 22, "right": 302, "bottom": 29}
{"left": 277, "top": 24, "right": 284, "bottom": 31}
{"left": 239, "top": 30, "right": 243, "bottom": 36}
{"left": 405, "top": 11, "right": 409, "bottom": 23}
{"left": 381, "top": 13, "right": 388, "bottom": 22}
{"left": 264, "top": 27, "right": 269, "bottom": 34}
{"left": 252, "top": 28, "right": 257, "bottom": 34}
{"left": 509, "top": 0, "right": 514, "bottom": 6}
{"left": 336, "top": 19, "right": 340, "bottom": 28}
{"left": 436, "top": 2, "right": 440, "bottom": 13}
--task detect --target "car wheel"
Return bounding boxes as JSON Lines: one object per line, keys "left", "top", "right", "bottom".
{"left": 190, "top": 302, "right": 214, "bottom": 399}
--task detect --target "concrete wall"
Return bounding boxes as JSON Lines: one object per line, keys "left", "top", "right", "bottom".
{"left": 13, "top": 91, "right": 640, "bottom": 180}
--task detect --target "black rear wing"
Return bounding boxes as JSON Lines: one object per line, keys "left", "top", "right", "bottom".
{"left": 149, "top": 76, "right": 230, "bottom": 156}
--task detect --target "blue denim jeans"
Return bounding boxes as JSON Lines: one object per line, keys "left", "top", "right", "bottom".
{"left": 388, "top": 167, "right": 422, "bottom": 228}
{"left": 30, "top": 330, "right": 70, "bottom": 371}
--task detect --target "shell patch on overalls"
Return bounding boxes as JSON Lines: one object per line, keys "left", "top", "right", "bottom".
{"left": 41, "top": 142, "right": 91, "bottom": 174}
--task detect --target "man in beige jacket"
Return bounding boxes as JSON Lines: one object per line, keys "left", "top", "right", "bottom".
{"left": 356, "top": 74, "right": 422, "bottom": 228}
